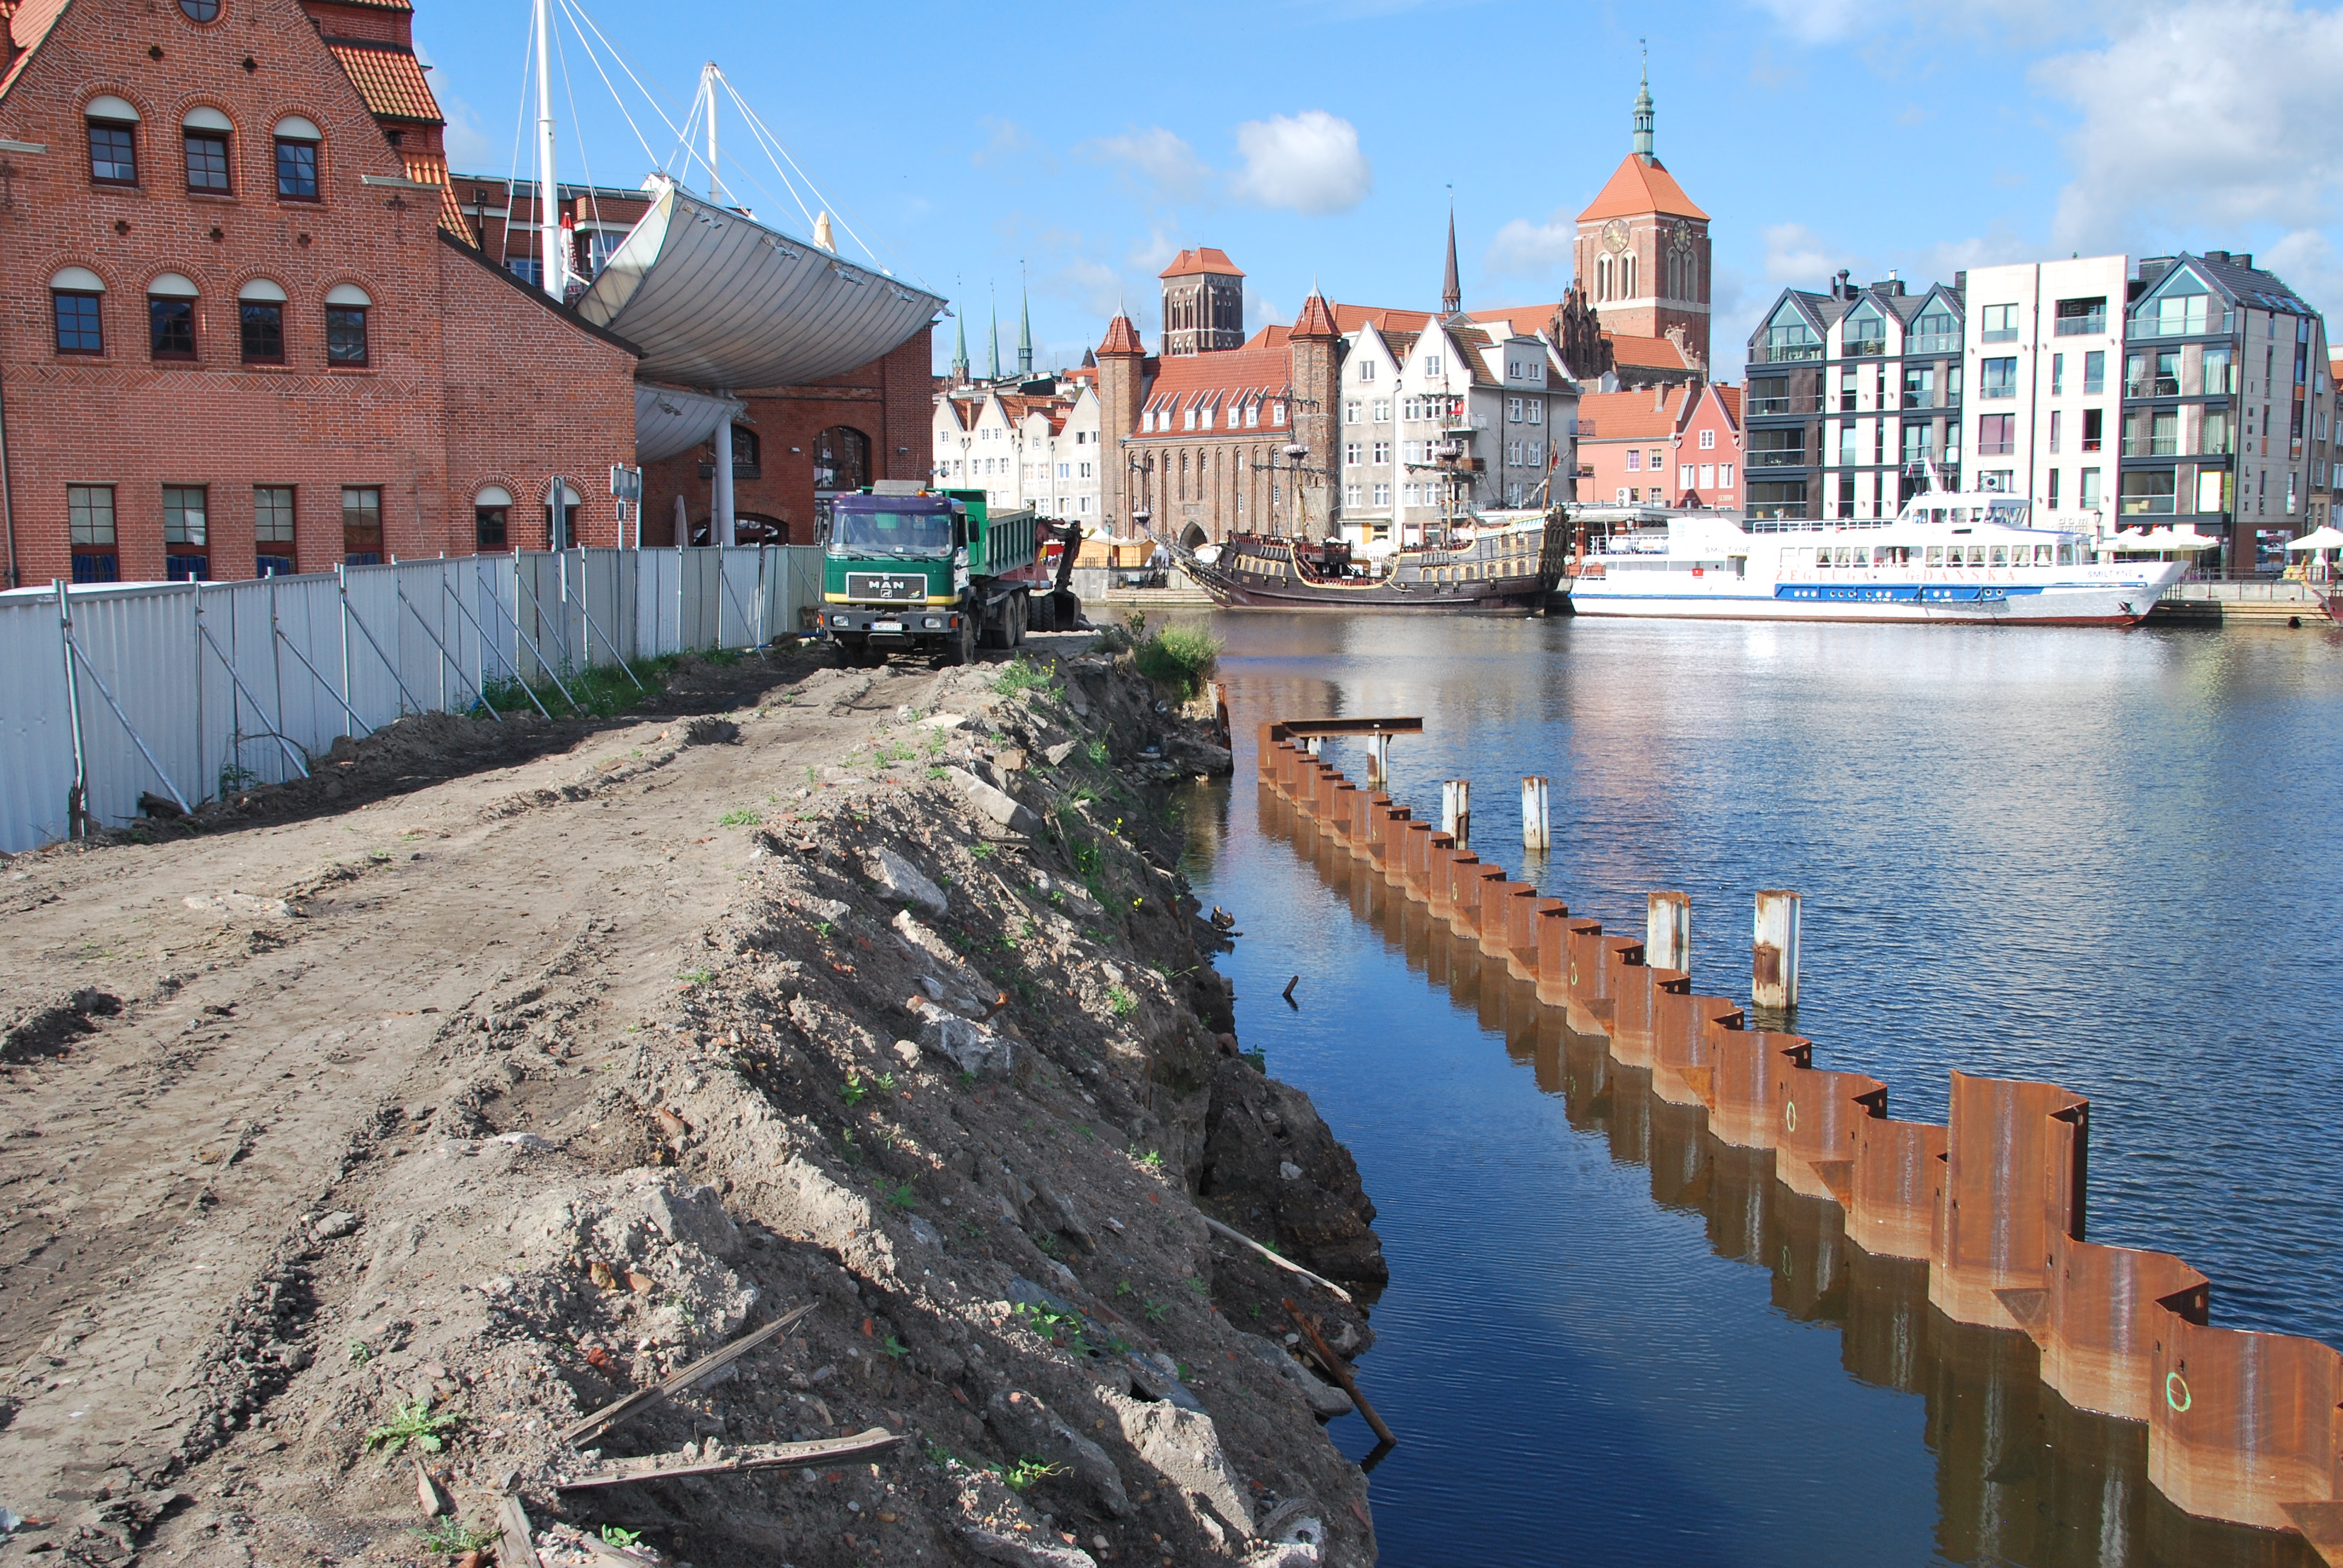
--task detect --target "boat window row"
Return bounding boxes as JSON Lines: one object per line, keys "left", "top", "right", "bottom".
{"left": 1788, "top": 542, "right": 2085, "bottom": 570}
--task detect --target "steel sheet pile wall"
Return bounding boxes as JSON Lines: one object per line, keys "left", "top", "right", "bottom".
{"left": 1257, "top": 721, "right": 2343, "bottom": 1561}
{"left": 0, "top": 546, "right": 823, "bottom": 854}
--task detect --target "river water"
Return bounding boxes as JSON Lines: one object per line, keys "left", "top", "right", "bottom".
{"left": 1173, "top": 612, "right": 2343, "bottom": 1568}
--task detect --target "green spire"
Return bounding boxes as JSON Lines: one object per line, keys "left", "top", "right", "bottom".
{"left": 1633, "top": 45, "right": 1654, "bottom": 158}
{"left": 988, "top": 286, "right": 1001, "bottom": 381}
{"left": 951, "top": 302, "right": 969, "bottom": 381}
{"left": 1017, "top": 276, "right": 1034, "bottom": 377}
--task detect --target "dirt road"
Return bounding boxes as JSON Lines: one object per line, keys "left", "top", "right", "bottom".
{"left": 0, "top": 641, "right": 1383, "bottom": 1567}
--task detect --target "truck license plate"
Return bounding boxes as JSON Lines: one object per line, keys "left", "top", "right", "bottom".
{"left": 872, "top": 620, "right": 903, "bottom": 633}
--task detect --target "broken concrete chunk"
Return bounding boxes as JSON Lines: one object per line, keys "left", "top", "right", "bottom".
{"left": 870, "top": 849, "right": 948, "bottom": 918}
{"left": 313, "top": 1210, "right": 360, "bottom": 1240}
{"left": 1233, "top": 1333, "right": 1352, "bottom": 1420}
{"left": 1042, "top": 740, "right": 1078, "bottom": 766}
{"left": 918, "top": 711, "right": 968, "bottom": 731}
{"left": 1109, "top": 1391, "right": 1256, "bottom": 1538}
{"left": 986, "top": 1389, "right": 1132, "bottom": 1518}
{"left": 184, "top": 892, "right": 297, "bottom": 920}
{"left": 962, "top": 1527, "right": 1099, "bottom": 1568}
{"left": 948, "top": 768, "right": 1043, "bottom": 838}
{"left": 919, "top": 1012, "right": 1017, "bottom": 1078}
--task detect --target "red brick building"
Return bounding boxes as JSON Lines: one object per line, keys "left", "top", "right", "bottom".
{"left": 0, "top": 0, "right": 643, "bottom": 586}
{"left": 1578, "top": 381, "right": 1743, "bottom": 509}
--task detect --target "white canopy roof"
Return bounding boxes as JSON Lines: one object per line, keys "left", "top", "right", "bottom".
{"left": 2284, "top": 525, "right": 2343, "bottom": 550}
{"left": 578, "top": 178, "right": 943, "bottom": 391}
{"left": 635, "top": 382, "right": 747, "bottom": 465}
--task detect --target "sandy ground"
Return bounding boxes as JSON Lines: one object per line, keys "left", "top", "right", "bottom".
{"left": 0, "top": 638, "right": 1385, "bottom": 1568}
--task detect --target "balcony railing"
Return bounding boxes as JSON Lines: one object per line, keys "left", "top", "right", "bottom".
{"left": 1842, "top": 337, "right": 1886, "bottom": 358}
{"left": 1980, "top": 328, "right": 2019, "bottom": 344}
{"left": 2080, "top": 437, "right": 2104, "bottom": 452}
{"left": 2126, "top": 377, "right": 2181, "bottom": 398}
{"left": 1752, "top": 341, "right": 1823, "bottom": 364}
{"left": 2123, "top": 437, "right": 2179, "bottom": 457}
{"left": 2083, "top": 377, "right": 2107, "bottom": 396}
{"left": 1749, "top": 449, "right": 1808, "bottom": 468}
{"left": 1978, "top": 387, "right": 2017, "bottom": 401}
{"left": 2053, "top": 314, "right": 2107, "bottom": 337}
{"left": 1906, "top": 332, "right": 1961, "bottom": 355}
{"left": 1975, "top": 440, "right": 2015, "bottom": 456}
{"left": 2129, "top": 310, "right": 2230, "bottom": 339}
{"left": 2121, "top": 495, "right": 2179, "bottom": 515}
{"left": 1746, "top": 396, "right": 1821, "bottom": 417}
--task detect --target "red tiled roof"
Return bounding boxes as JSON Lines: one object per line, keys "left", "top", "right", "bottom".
{"left": 1715, "top": 386, "right": 1741, "bottom": 428}
{"left": 1289, "top": 292, "right": 1339, "bottom": 340}
{"left": 327, "top": 42, "right": 442, "bottom": 123}
{"left": 1098, "top": 315, "right": 1145, "bottom": 356}
{"left": 1578, "top": 153, "right": 1708, "bottom": 223}
{"left": 1, "top": 0, "right": 70, "bottom": 96}
{"left": 1159, "top": 246, "right": 1244, "bottom": 279}
{"left": 401, "top": 150, "right": 469, "bottom": 238}
{"left": 1469, "top": 304, "right": 1562, "bottom": 339}
{"left": 1132, "top": 346, "right": 1291, "bottom": 436}
{"left": 1578, "top": 387, "right": 1691, "bottom": 441}
{"left": 1245, "top": 300, "right": 1435, "bottom": 350}
{"left": 1604, "top": 330, "right": 1695, "bottom": 370}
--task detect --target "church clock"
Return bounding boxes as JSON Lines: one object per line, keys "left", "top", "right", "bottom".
{"left": 1601, "top": 218, "right": 1630, "bottom": 254}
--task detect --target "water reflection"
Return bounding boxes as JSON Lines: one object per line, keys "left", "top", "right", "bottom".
{"left": 1250, "top": 788, "right": 2316, "bottom": 1568}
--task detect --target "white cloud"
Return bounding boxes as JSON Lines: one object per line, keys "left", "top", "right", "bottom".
{"left": 973, "top": 117, "right": 1045, "bottom": 170}
{"left": 1762, "top": 221, "right": 1845, "bottom": 287}
{"left": 1127, "top": 226, "right": 1180, "bottom": 275}
{"left": 2262, "top": 229, "right": 2343, "bottom": 320}
{"left": 2039, "top": 1, "right": 2343, "bottom": 255}
{"left": 1245, "top": 284, "right": 1290, "bottom": 329}
{"left": 1081, "top": 126, "right": 1210, "bottom": 204}
{"left": 411, "top": 43, "right": 494, "bottom": 169}
{"left": 1486, "top": 212, "right": 1575, "bottom": 281}
{"left": 1046, "top": 256, "right": 1125, "bottom": 320}
{"left": 1229, "top": 111, "right": 1372, "bottom": 215}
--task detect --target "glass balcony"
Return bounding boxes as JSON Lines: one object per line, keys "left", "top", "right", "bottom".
{"left": 2053, "top": 314, "right": 2106, "bottom": 337}
{"left": 1842, "top": 337, "right": 1886, "bottom": 358}
{"left": 1749, "top": 449, "right": 1808, "bottom": 468}
{"left": 1746, "top": 395, "right": 1820, "bottom": 417}
{"left": 1975, "top": 440, "right": 2016, "bottom": 456}
{"left": 1906, "top": 333, "right": 1961, "bottom": 355}
{"left": 2122, "top": 437, "right": 2179, "bottom": 456}
{"left": 1980, "top": 328, "right": 2019, "bottom": 344}
{"left": 2121, "top": 494, "right": 2178, "bottom": 515}
{"left": 1753, "top": 339, "right": 1823, "bottom": 364}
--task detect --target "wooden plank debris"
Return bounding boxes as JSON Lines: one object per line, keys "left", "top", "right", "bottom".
{"left": 559, "top": 1302, "right": 814, "bottom": 1446}
{"left": 554, "top": 1428, "right": 903, "bottom": 1491}
{"left": 1202, "top": 1216, "right": 1352, "bottom": 1303}
{"left": 1283, "top": 1298, "right": 1397, "bottom": 1449}
{"left": 497, "top": 1495, "right": 544, "bottom": 1568}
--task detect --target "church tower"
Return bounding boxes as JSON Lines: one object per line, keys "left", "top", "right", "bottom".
{"left": 1575, "top": 61, "right": 1712, "bottom": 368}
{"left": 1159, "top": 248, "right": 1246, "bottom": 355}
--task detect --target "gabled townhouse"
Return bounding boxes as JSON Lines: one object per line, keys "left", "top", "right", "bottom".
{"left": 928, "top": 382, "right": 1104, "bottom": 522}
{"left": 1576, "top": 382, "right": 1742, "bottom": 509}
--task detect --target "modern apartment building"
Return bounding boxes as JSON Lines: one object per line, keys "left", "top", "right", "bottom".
{"left": 1742, "top": 273, "right": 1965, "bottom": 521}
{"left": 2116, "top": 252, "right": 2330, "bottom": 573}
{"left": 1959, "top": 257, "right": 2129, "bottom": 523}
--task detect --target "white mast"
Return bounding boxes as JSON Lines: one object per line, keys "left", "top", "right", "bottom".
{"left": 534, "top": 0, "right": 562, "bottom": 299}
{"left": 701, "top": 63, "right": 723, "bottom": 206}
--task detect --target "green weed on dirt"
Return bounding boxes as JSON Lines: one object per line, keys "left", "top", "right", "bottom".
{"left": 1132, "top": 626, "right": 1221, "bottom": 702}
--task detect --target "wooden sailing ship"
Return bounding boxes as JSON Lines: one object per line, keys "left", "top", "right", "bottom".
{"left": 1176, "top": 510, "right": 1571, "bottom": 612}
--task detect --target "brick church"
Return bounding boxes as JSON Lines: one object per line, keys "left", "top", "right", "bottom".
{"left": 1571, "top": 66, "right": 1712, "bottom": 377}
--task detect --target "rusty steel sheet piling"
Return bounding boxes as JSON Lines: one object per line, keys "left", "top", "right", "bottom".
{"left": 1252, "top": 712, "right": 2343, "bottom": 1552}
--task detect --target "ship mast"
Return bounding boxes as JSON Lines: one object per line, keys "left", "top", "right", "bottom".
{"left": 534, "top": 0, "right": 562, "bottom": 299}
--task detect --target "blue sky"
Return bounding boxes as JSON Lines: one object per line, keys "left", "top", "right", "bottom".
{"left": 415, "top": 0, "right": 2343, "bottom": 382}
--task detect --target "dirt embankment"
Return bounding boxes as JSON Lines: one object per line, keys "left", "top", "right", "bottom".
{"left": 0, "top": 638, "right": 1386, "bottom": 1568}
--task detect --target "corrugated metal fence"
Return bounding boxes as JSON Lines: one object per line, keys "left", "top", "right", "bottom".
{"left": 0, "top": 545, "right": 824, "bottom": 854}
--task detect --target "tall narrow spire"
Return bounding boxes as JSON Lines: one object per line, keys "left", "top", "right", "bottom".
{"left": 1633, "top": 45, "right": 1654, "bottom": 158}
{"left": 1441, "top": 205, "right": 1461, "bottom": 316}
{"left": 951, "top": 295, "right": 969, "bottom": 384}
{"left": 1017, "top": 269, "right": 1034, "bottom": 377}
{"left": 988, "top": 286, "right": 1001, "bottom": 381}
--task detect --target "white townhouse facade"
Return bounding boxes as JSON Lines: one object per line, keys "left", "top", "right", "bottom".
{"left": 930, "top": 383, "right": 1106, "bottom": 521}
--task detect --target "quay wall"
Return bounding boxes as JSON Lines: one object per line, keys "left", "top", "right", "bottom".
{"left": 1257, "top": 720, "right": 2343, "bottom": 1558}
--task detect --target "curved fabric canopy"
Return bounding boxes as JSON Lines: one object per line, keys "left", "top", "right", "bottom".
{"left": 635, "top": 382, "right": 747, "bottom": 465}
{"left": 578, "top": 180, "right": 943, "bottom": 391}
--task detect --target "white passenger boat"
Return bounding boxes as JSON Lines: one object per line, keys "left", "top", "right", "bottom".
{"left": 1567, "top": 488, "right": 2191, "bottom": 626}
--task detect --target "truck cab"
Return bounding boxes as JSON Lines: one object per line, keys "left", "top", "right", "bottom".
{"left": 816, "top": 482, "right": 1073, "bottom": 665}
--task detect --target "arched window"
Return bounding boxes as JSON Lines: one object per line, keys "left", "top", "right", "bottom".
{"left": 545, "top": 480, "right": 580, "bottom": 549}
{"left": 147, "top": 272, "right": 200, "bottom": 361}
{"left": 730, "top": 425, "right": 761, "bottom": 479}
{"left": 1623, "top": 255, "right": 1637, "bottom": 299}
{"left": 811, "top": 426, "right": 868, "bottom": 492}
{"left": 50, "top": 266, "right": 105, "bottom": 356}
{"left": 87, "top": 96, "right": 140, "bottom": 186}
{"left": 237, "top": 278, "right": 286, "bottom": 363}
{"left": 274, "top": 116, "right": 321, "bottom": 201}
{"left": 182, "top": 106, "right": 232, "bottom": 194}
{"left": 325, "top": 283, "right": 370, "bottom": 364}
{"left": 1596, "top": 257, "right": 1610, "bottom": 303}
{"left": 474, "top": 485, "right": 513, "bottom": 552}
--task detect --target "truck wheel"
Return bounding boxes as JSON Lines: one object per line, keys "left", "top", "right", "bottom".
{"left": 943, "top": 613, "right": 974, "bottom": 666}
{"left": 1009, "top": 590, "right": 1028, "bottom": 647}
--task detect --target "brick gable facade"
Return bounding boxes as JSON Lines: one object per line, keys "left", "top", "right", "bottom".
{"left": 0, "top": 0, "right": 637, "bottom": 585}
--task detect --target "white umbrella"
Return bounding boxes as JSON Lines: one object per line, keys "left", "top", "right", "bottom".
{"left": 2283, "top": 525, "right": 2343, "bottom": 550}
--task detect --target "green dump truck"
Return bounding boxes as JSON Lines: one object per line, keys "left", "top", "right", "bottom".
{"left": 816, "top": 482, "right": 1081, "bottom": 665}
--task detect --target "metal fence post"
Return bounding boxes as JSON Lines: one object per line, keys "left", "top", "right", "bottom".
{"left": 336, "top": 563, "right": 355, "bottom": 739}
{"left": 55, "top": 581, "right": 87, "bottom": 837}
